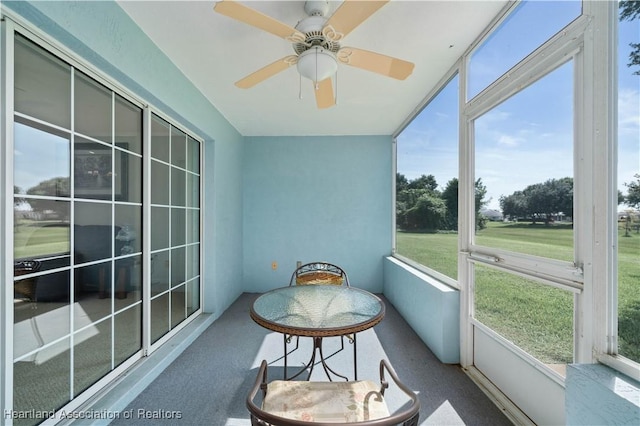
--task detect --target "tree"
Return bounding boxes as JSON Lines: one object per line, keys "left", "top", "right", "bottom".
{"left": 26, "top": 177, "right": 70, "bottom": 221}
{"left": 407, "top": 174, "right": 439, "bottom": 192}
{"left": 526, "top": 178, "right": 573, "bottom": 223}
{"left": 396, "top": 173, "right": 409, "bottom": 193}
{"left": 403, "top": 193, "right": 447, "bottom": 230}
{"left": 14, "top": 186, "right": 26, "bottom": 206}
{"left": 474, "top": 178, "right": 490, "bottom": 229}
{"left": 396, "top": 174, "right": 441, "bottom": 230}
{"left": 474, "top": 178, "right": 489, "bottom": 230}
{"left": 625, "top": 173, "right": 640, "bottom": 208}
{"left": 620, "top": 0, "right": 640, "bottom": 75}
{"left": 27, "top": 177, "right": 70, "bottom": 198}
{"left": 438, "top": 177, "right": 488, "bottom": 231}
{"left": 396, "top": 174, "right": 488, "bottom": 232}
{"left": 396, "top": 188, "right": 430, "bottom": 229}
{"left": 500, "top": 191, "right": 528, "bottom": 220}
{"left": 500, "top": 178, "right": 573, "bottom": 224}
{"left": 441, "top": 178, "right": 459, "bottom": 230}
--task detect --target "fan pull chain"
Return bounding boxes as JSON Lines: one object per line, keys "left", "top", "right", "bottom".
{"left": 335, "top": 71, "right": 338, "bottom": 105}
{"left": 299, "top": 73, "right": 303, "bottom": 100}
{"left": 314, "top": 46, "right": 319, "bottom": 90}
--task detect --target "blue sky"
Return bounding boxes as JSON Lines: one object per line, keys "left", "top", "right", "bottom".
{"left": 398, "top": 1, "right": 639, "bottom": 212}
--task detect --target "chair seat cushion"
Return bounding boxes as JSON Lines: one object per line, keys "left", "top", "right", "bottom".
{"left": 263, "top": 380, "right": 390, "bottom": 423}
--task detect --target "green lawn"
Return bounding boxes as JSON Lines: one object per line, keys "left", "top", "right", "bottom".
{"left": 14, "top": 220, "right": 70, "bottom": 259}
{"left": 396, "top": 221, "right": 640, "bottom": 364}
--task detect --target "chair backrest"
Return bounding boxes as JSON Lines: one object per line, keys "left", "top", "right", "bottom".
{"left": 289, "top": 262, "right": 350, "bottom": 287}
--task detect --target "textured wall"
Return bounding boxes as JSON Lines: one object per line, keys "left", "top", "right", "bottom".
{"left": 382, "top": 257, "right": 460, "bottom": 363}
{"left": 242, "top": 135, "right": 393, "bottom": 293}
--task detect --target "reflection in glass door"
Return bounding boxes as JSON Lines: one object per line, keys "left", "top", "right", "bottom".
{"left": 12, "top": 34, "right": 143, "bottom": 423}
{"left": 150, "top": 114, "right": 201, "bottom": 345}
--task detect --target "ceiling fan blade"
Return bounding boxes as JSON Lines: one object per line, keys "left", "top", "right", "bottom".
{"left": 314, "top": 78, "right": 335, "bottom": 109}
{"left": 337, "top": 47, "right": 414, "bottom": 80}
{"left": 323, "top": 0, "right": 389, "bottom": 40}
{"left": 214, "top": 0, "right": 305, "bottom": 42}
{"left": 235, "top": 56, "right": 297, "bottom": 89}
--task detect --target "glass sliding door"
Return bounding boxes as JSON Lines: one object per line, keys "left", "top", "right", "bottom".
{"left": 150, "top": 114, "right": 201, "bottom": 345}
{"left": 12, "top": 33, "right": 143, "bottom": 424}
{"left": 8, "top": 23, "right": 202, "bottom": 424}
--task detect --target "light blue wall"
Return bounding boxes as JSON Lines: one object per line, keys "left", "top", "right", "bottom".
{"left": 243, "top": 135, "right": 393, "bottom": 293}
{"left": 383, "top": 257, "right": 460, "bottom": 363}
{"left": 3, "top": 0, "right": 245, "bottom": 316}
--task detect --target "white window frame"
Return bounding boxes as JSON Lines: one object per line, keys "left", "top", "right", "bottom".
{"left": 583, "top": 1, "right": 639, "bottom": 381}
{"left": 391, "top": 0, "right": 637, "bottom": 381}
{"left": 1, "top": 16, "right": 16, "bottom": 419}
{"left": 459, "top": 0, "right": 638, "bottom": 381}
{"left": 145, "top": 108, "right": 204, "bottom": 354}
{"left": 392, "top": 66, "right": 462, "bottom": 290}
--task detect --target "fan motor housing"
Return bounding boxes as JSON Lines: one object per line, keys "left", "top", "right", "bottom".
{"left": 293, "top": 16, "right": 340, "bottom": 55}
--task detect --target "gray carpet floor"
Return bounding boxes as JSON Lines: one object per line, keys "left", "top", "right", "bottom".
{"left": 109, "top": 293, "right": 512, "bottom": 425}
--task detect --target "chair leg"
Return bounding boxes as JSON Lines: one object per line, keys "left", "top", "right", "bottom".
{"left": 283, "top": 334, "right": 300, "bottom": 380}
{"left": 403, "top": 413, "right": 420, "bottom": 426}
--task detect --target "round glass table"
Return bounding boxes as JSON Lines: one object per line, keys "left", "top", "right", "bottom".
{"left": 251, "top": 285, "right": 385, "bottom": 380}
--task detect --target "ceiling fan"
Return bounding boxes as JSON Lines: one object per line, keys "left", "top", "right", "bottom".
{"left": 213, "top": 0, "right": 415, "bottom": 109}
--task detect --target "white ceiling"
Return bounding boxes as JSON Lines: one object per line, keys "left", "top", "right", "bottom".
{"left": 117, "top": 1, "right": 507, "bottom": 136}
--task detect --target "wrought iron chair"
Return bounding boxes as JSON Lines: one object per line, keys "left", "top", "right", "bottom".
{"left": 247, "top": 359, "right": 420, "bottom": 425}
{"left": 284, "top": 262, "right": 354, "bottom": 380}
{"left": 290, "top": 262, "right": 350, "bottom": 287}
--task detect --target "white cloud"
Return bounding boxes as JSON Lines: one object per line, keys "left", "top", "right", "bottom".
{"left": 479, "top": 109, "right": 512, "bottom": 123}
{"left": 619, "top": 88, "right": 640, "bottom": 134}
{"left": 497, "top": 134, "right": 522, "bottom": 147}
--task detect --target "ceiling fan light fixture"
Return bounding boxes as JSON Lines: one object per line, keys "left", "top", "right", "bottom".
{"left": 296, "top": 46, "right": 338, "bottom": 83}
